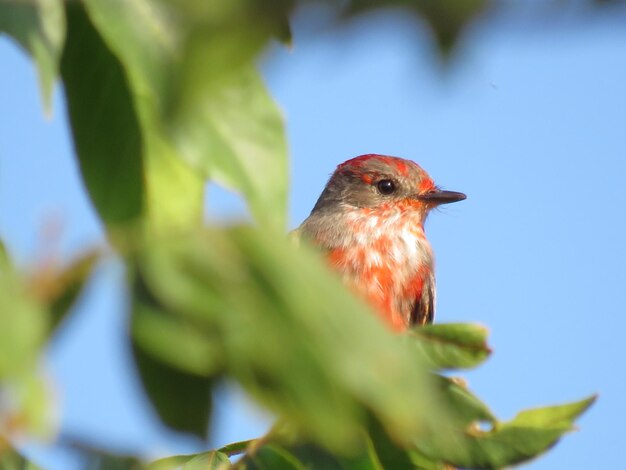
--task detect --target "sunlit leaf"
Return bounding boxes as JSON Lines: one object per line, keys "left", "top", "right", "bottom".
{"left": 61, "top": 3, "right": 145, "bottom": 227}
{"left": 417, "top": 395, "right": 597, "bottom": 468}
{"left": 181, "top": 451, "right": 230, "bottom": 470}
{"left": 132, "top": 226, "right": 445, "bottom": 450}
{"left": 511, "top": 395, "right": 597, "bottom": 428}
{"left": 218, "top": 439, "right": 256, "bottom": 457}
{"left": 410, "top": 323, "right": 491, "bottom": 370}
{"left": 168, "top": 65, "right": 288, "bottom": 228}
{"left": 81, "top": 0, "right": 288, "bottom": 228}
{"left": 0, "top": 0, "right": 65, "bottom": 111}
{"left": 0, "top": 260, "right": 52, "bottom": 437}
{"left": 0, "top": 269, "right": 47, "bottom": 379}
{"left": 145, "top": 454, "right": 194, "bottom": 470}
{"left": 61, "top": 2, "right": 204, "bottom": 232}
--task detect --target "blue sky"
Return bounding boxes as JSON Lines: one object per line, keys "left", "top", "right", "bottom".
{"left": 1, "top": 6, "right": 625, "bottom": 469}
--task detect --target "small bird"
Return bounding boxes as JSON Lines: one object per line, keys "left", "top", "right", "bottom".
{"left": 297, "top": 154, "right": 465, "bottom": 331}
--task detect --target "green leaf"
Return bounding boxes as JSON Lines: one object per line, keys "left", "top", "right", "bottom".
{"left": 0, "top": 0, "right": 65, "bottom": 111}
{"left": 131, "top": 336, "right": 214, "bottom": 439}
{"left": 145, "top": 454, "right": 195, "bottom": 470}
{"left": 27, "top": 250, "right": 99, "bottom": 334}
{"left": 218, "top": 439, "right": 256, "bottom": 456}
{"left": 511, "top": 395, "right": 597, "bottom": 428}
{"left": 168, "top": 66, "right": 288, "bottom": 229}
{"left": 0, "top": 239, "right": 10, "bottom": 267}
{"left": 143, "top": 393, "right": 595, "bottom": 470}
{"left": 242, "top": 441, "right": 383, "bottom": 470}
{"left": 47, "top": 252, "right": 98, "bottom": 332}
{"left": 434, "top": 376, "right": 495, "bottom": 427}
{"left": 82, "top": 453, "right": 142, "bottom": 470}
{"left": 81, "top": 0, "right": 288, "bottom": 228}
{"left": 245, "top": 445, "right": 308, "bottom": 470}
{"left": 60, "top": 3, "right": 145, "bottom": 227}
{"left": 129, "top": 271, "right": 216, "bottom": 439}
{"left": 365, "top": 419, "right": 415, "bottom": 470}
{"left": 131, "top": 299, "right": 222, "bottom": 377}
{"left": 60, "top": 2, "right": 204, "bottom": 232}
{"left": 0, "top": 253, "right": 52, "bottom": 438}
{"left": 0, "top": 269, "right": 47, "bottom": 379}
{"left": 417, "top": 395, "right": 597, "bottom": 469}
{"left": 181, "top": 451, "right": 230, "bottom": 470}
{"left": 133, "top": 226, "right": 446, "bottom": 451}
{"left": 407, "top": 450, "right": 447, "bottom": 470}
{"left": 147, "top": 450, "right": 234, "bottom": 470}
{"left": 0, "top": 443, "right": 44, "bottom": 470}
{"left": 409, "top": 323, "right": 491, "bottom": 370}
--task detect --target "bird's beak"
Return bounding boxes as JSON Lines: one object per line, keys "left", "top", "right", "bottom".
{"left": 416, "top": 189, "right": 466, "bottom": 205}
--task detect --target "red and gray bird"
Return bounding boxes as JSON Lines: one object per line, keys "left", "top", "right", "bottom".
{"left": 297, "top": 154, "right": 465, "bottom": 331}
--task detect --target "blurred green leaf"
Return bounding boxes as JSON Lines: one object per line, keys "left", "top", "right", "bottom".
{"left": 145, "top": 454, "right": 194, "bottom": 470}
{"left": 245, "top": 445, "right": 308, "bottom": 470}
{"left": 240, "top": 440, "right": 382, "bottom": 470}
{"left": 0, "top": 259, "right": 52, "bottom": 438}
{"left": 417, "top": 395, "right": 597, "bottom": 468}
{"left": 84, "top": 0, "right": 206, "bottom": 231}
{"left": 132, "top": 226, "right": 445, "bottom": 450}
{"left": 410, "top": 323, "right": 491, "bottom": 370}
{"left": 364, "top": 419, "right": 415, "bottom": 470}
{"left": 27, "top": 250, "right": 99, "bottom": 334}
{"left": 407, "top": 450, "right": 447, "bottom": 470}
{"left": 61, "top": 2, "right": 204, "bottom": 232}
{"left": 0, "top": 443, "right": 44, "bottom": 470}
{"left": 0, "top": 0, "right": 65, "bottom": 111}
{"left": 61, "top": 3, "right": 144, "bottom": 227}
{"left": 131, "top": 334, "right": 214, "bottom": 439}
{"left": 168, "top": 65, "right": 288, "bottom": 229}
{"left": 238, "top": 390, "right": 595, "bottom": 470}
{"left": 130, "top": 271, "right": 215, "bottom": 438}
{"left": 47, "top": 252, "right": 98, "bottom": 332}
{"left": 0, "top": 269, "right": 47, "bottom": 379}
{"left": 434, "top": 376, "right": 495, "bottom": 427}
{"left": 82, "top": 453, "right": 142, "bottom": 470}
{"left": 0, "top": 239, "right": 10, "bottom": 267}
{"left": 131, "top": 274, "right": 222, "bottom": 377}
{"left": 82, "top": 0, "right": 288, "bottom": 228}
{"left": 218, "top": 439, "right": 256, "bottom": 456}
{"left": 181, "top": 451, "right": 230, "bottom": 470}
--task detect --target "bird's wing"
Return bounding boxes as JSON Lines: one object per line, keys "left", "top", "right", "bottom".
{"left": 410, "top": 272, "right": 435, "bottom": 325}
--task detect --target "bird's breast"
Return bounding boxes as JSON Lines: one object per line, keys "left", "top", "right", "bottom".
{"left": 325, "top": 210, "right": 433, "bottom": 331}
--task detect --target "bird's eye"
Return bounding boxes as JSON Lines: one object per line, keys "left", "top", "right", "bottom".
{"left": 376, "top": 179, "right": 396, "bottom": 195}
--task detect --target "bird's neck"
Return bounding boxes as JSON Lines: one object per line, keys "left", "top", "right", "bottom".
{"left": 303, "top": 205, "right": 430, "bottom": 250}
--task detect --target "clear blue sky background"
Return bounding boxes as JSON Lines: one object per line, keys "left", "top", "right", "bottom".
{"left": 1, "top": 5, "right": 625, "bottom": 469}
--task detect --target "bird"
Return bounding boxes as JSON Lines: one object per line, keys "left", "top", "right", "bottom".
{"left": 296, "top": 154, "right": 465, "bottom": 331}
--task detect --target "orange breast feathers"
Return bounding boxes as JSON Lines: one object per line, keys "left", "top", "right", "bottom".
{"left": 327, "top": 229, "right": 433, "bottom": 331}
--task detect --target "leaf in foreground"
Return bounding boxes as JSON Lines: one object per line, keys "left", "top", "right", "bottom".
{"left": 409, "top": 323, "right": 491, "bottom": 370}
{"left": 131, "top": 226, "right": 446, "bottom": 450}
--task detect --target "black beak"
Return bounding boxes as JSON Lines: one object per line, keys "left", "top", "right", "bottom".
{"left": 417, "top": 189, "right": 466, "bottom": 205}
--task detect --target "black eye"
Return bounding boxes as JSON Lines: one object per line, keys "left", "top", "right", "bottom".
{"left": 376, "top": 179, "right": 396, "bottom": 195}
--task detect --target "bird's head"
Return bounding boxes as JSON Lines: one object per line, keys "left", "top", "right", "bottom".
{"left": 311, "top": 154, "right": 466, "bottom": 219}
